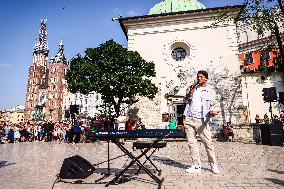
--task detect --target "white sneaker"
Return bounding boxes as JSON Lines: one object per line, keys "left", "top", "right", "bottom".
{"left": 186, "top": 165, "right": 201, "bottom": 173}
{"left": 210, "top": 163, "right": 219, "bottom": 174}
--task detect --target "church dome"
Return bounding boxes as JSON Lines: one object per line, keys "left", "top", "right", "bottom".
{"left": 149, "top": 0, "right": 206, "bottom": 15}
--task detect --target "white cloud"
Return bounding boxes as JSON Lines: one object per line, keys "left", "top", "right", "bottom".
{"left": 0, "top": 64, "right": 11, "bottom": 69}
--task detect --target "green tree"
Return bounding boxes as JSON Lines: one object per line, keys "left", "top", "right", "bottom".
{"left": 65, "top": 40, "right": 158, "bottom": 116}
{"left": 276, "top": 0, "right": 284, "bottom": 15}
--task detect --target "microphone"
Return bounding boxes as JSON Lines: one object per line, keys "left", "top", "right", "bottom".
{"left": 186, "top": 81, "right": 198, "bottom": 99}
{"left": 190, "top": 81, "right": 198, "bottom": 90}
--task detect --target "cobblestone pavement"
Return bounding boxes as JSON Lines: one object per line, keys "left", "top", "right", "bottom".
{"left": 0, "top": 141, "right": 283, "bottom": 189}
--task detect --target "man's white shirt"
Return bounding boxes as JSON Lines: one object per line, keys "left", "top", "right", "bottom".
{"left": 184, "top": 85, "right": 216, "bottom": 119}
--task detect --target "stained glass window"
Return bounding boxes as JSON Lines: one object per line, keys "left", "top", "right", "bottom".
{"left": 171, "top": 47, "right": 187, "bottom": 61}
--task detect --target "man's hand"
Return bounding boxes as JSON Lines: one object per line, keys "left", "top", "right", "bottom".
{"left": 209, "top": 111, "right": 219, "bottom": 117}
{"left": 186, "top": 84, "right": 196, "bottom": 98}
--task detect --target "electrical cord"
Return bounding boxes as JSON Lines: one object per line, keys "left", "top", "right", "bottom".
{"left": 51, "top": 174, "right": 60, "bottom": 189}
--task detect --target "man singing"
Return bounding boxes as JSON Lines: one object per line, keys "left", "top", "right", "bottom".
{"left": 184, "top": 70, "right": 220, "bottom": 174}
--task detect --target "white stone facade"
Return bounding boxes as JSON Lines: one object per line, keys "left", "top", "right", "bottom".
{"left": 62, "top": 92, "right": 103, "bottom": 119}
{"left": 121, "top": 6, "right": 245, "bottom": 128}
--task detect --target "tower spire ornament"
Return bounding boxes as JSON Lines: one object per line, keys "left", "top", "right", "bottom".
{"left": 51, "top": 39, "right": 67, "bottom": 64}
{"left": 33, "top": 19, "right": 49, "bottom": 53}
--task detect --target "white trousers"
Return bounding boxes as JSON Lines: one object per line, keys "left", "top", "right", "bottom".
{"left": 184, "top": 116, "right": 217, "bottom": 165}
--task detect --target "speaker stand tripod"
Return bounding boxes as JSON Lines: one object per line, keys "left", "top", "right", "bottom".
{"left": 94, "top": 139, "right": 111, "bottom": 183}
{"left": 94, "top": 138, "right": 127, "bottom": 183}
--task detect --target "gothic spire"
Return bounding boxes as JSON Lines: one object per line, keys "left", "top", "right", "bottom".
{"left": 50, "top": 39, "right": 67, "bottom": 64}
{"left": 33, "top": 19, "right": 49, "bottom": 54}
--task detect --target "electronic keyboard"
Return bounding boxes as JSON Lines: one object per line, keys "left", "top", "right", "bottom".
{"left": 89, "top": 129, "right": 186, "bottom": 139}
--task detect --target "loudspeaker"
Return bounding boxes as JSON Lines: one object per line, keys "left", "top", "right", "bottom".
{"left": 260, "top": 124, "right": 284, "bottom": 146}
{"left": 260, "top": 124, "right": 270, "bottom": 145}
{"left": 270, "top": 123, "right": 283, "bottom": 134}
{"left": 270, "top": 87, "right": 277, "bottom": 101}
{"left": 270, "top": 134, "right": 283, "bottom": 146}
{"left": 270, "top": 123, "right": 283, "bottom": 146}
{"left": 59, "top": 155, "right": 95, "bottom": 179}
{"left": 262, "top": 87, "right": 278, "bottom": 102}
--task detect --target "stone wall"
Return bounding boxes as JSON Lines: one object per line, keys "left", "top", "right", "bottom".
{"left": 129, "top": 90, "right": 162, "bottom": 128}
{"left": 217, "top": 125, "right": 261, "bottom": 142}
{"left": 209, "top": 74, "right": 245, "bottom": 131}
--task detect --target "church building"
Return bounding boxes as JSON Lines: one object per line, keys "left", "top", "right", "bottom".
{"left": 24, "top": 20, "right": 68, "bottom": 122}
{"left": 118, "top": 0, "right": 247, "bottom": 128}
{"left": 118, "top": 0, "right": 284, "bottom": 128}
{"left": 24, "top": 20, "right": 102, "bottom": 122}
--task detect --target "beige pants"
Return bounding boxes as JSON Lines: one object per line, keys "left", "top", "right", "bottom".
{"left": 184, "top": 116, "right": 217, "bottom": 165}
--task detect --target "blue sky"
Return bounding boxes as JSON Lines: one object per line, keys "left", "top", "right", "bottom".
{"left": 0, "top": 0, "right": 244, "bottom": 110}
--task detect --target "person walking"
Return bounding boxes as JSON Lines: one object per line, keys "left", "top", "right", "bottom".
{"left": 183, "top": 70, "right": 220, "bottom": 174}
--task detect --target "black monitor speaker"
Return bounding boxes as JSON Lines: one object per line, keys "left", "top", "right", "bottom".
{"left": 270, "top": 134, "right": 283, "bottom": 146}
{"left": 260, "top": 124, "right": 283, "bottom": 146}
{"left": 59, "top": 155, "right": 95, "bottom": 179}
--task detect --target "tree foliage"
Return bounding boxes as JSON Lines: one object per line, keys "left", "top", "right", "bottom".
{"left": 65, "top": 40, "right": 158, "bottom": 116}
{"left": 242, "top": 0, "right": 284, "bottom": 73}
{"left": 217, "top": 0, "right": 284, "bottom": 73}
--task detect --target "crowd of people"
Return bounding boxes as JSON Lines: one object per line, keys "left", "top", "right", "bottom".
{"left": 221, "top": 113, "right": 284, "bottom": 142}
{"left": 2, "top": 112, "right": 283, "bottom": 144}
{"left": 255, "top": 113, "right": 284, "bottom": 124}
{"left": 0, "top": 114, "right": 146, "bottom": 144}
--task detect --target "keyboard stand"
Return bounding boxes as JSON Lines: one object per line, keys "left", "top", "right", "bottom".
{"left": 105, "top": 138, "right": 165, "bottom": 189}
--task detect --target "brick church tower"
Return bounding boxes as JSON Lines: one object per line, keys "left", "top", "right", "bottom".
{"left": 45, "top": 40, "right": 68, "bottom": 122}
{"left": 24, "top": 20, "right": 68, "bottom": 123}
{"left": 24, "top": 19, "right": 49, "bottom": 121}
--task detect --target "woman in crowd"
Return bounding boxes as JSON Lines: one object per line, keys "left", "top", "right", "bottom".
{"left": 263, "top": 113, "right": 270, "bottom": 124}
{"left": 168, "top": 113, "right": 177, "bottom": 129}
{"left": 7, "top": 127, "right": 14, "bottom": 143}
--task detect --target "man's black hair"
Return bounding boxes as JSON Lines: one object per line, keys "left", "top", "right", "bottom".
{"left": 197, "top": 70, "right": 208, "bottom": 79}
